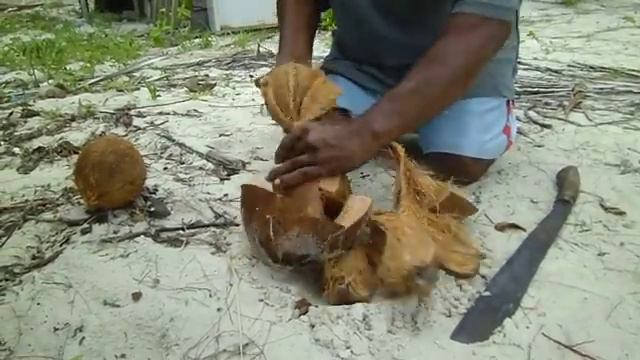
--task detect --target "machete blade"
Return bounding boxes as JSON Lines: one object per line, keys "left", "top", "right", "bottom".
{"left": 449, "top": 166, "right": 581, "bottom": 344}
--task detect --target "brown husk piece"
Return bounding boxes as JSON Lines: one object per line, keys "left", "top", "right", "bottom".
{"left": 256, "top": 62, "right": 341, "bottom": 131}
{"left": 73, "top": 135, "right": 146, "bottom": 211}
{"left": 371, "top": 212, "right": 438, "bottom": 297}
{"left": 322, "top": 195, "right": 383, "bottom": 305}
{"left": 322, "top": 244, "right": 379, "bottom": 305}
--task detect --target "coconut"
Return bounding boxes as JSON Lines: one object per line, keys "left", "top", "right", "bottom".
{"left": 242, "top": 63, "right": 370, "bottom": 272}
{"left": 242, "top": 62, "right": 481, "bottom": 305}
{"left": 73, "top": 134, "right": 146, "bottom": 211}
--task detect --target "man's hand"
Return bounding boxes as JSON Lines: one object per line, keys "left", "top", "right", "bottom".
{"left": 266, "top": 111, "right": 380, "bottom": 190}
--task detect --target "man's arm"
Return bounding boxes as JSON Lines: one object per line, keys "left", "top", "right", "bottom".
{"left": 362, "top": 13, "right": 512, "bottom": 147}
{"left": 275, "top": 0, "right": 326, "bottom": 66}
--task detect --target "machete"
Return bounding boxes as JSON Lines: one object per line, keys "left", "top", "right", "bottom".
{"left": 450, "top": 165, "right": 581, "bottom": 344}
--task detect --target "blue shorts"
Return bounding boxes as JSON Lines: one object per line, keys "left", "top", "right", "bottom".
{"left": 327, "top": 74, "right": 517, "bottom": 160}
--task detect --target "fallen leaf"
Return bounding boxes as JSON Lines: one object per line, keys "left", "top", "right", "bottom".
{"left": 294, "top": 298, "right": 312, "bottom": 317}
{"left": 494, "top": 222, "right": 527, "bottom": 233}
{"left": 131, "top": 291, "right": 143, "bottom": 302}
{"left": 115, "top": 110, "right": 133, "bottom": 128}
{"left": 599, "top": 201, "right": 626, "bottom": 216}
{"left": 102, "top": 299, "right": 122, "bottom": 308}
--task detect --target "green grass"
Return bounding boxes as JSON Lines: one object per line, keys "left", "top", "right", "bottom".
{"left": 561, "top": 0, "right": 582, "bottom": 6}
{"left": 229, "top": 29, "right": 276, "bottom": 49}
{"left": 0, "top": 11, "right": 146, "bottom": 88}
{"left": 0, "top": 6, "right": 216, "bottom": 95}
{"left": 320, "top": 9, "right": 337, "bottom": 31}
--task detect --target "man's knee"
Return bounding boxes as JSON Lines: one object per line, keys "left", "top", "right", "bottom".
{"left": 397, "top": 134, "right": 496, "bottom": 185}
{"left": 423, "top": 152, "right": 494, "bottom": 185}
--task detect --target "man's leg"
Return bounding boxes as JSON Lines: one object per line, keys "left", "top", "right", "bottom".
{"left": 327, "top": 74, "right": 380, "bottom": 117}
{"left": 326, "top": 74, "right": 516, "bottom": 184}
{"left": 398, "top": 135, "right": 498, "bottom": 185}
{"left": 410, "top": 97, "right": 516, "bottom": 184}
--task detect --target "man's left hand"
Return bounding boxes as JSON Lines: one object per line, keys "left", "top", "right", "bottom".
{"left": 266, "top": 110, "right": 380, "bottom": 191}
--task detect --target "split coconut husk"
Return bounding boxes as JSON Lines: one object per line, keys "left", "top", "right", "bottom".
{"left": 73, "top": 134, "right": 146, "bottom": 211}
{"left": 376, "top": 143, "right": 481, "bottom": 282}
{"left": 241, "top": 62, "right": 481, "bottom": 305}
{"left": 323, "top": 143, "right": 480, "bottom": 301}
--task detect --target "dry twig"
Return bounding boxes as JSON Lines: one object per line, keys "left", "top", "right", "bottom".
{"left": 156, "top": 132, "right": 247, "bottom": 180}
{"left": 542, "top": 332, "right": 598, "bottom": 360}
{"left": 100, "top": 219, "right": 238, "bottom": 244}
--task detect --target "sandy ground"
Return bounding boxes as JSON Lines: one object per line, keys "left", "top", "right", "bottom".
{"left": 1, "top": 1, "right": 639, "bottom": 359}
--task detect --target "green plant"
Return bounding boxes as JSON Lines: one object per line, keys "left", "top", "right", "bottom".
{"left": 0, "top": 11, "right": 145, "bottom": 90}
{"left": 561, "top": 0, "right": 581, "bottom": 6}
{"left": 149, "top": 0, "right": 200, "bottom": 47}
{"left": 145, "top": 82, "right": 159, "bottom": 100}
{"left": 320, "top": 9, "right": 337, "bottom": 31}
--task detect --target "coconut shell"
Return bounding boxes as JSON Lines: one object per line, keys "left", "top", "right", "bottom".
{"left": 242, "top": 62, "right": 360, "bottom": 268}
{"left": 73, "top": 135, "right": 146, "bottom": 211}
{"left": 318, "top": 175, "right": 352, "bottom": 219}
{"left": 240, "top": 182, "right": 345, "bottom": 266}
{"left": 241, "top": 175, "right": 375, "bottom": 261}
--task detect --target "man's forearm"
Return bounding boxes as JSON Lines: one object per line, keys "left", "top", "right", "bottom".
{"left": 362, "top": 13, "right": 512, "bottom": 146}
{"left": 276, "top": 0, "right": 324, "bottom": 65}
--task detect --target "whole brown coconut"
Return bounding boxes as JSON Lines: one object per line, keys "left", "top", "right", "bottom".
{"left": 73, "top": 135, "right": 146, "bottom": 211}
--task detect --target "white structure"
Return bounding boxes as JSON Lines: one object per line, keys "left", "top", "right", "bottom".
{"left": 206, "top": 0, "right": 277, "bottom": 32}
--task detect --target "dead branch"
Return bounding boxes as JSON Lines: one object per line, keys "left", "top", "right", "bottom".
{"left": 0, "top": 2, "right": 44, "bottom": 11}
{"left": 156, "top": 132, "right": 247, "bottom": 179}
{"left": 100, "top": 219, "right": 239, "bottom": 244}
{"left": 84, "top": 55, "right": 169, "bottom": 86}
{"left": 542, "top": 332, "right": 598, "bottom": 360}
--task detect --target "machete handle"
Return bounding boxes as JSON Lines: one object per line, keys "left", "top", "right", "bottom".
{"left": 555, "top": 166, "right": 580, "bottom": 205}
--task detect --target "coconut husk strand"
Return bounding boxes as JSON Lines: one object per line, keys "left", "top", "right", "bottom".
{"left": 73, "top": 134, "right": 146, "bottom": 211}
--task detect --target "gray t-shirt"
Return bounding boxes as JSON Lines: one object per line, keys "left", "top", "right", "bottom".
{"left": 321, "top": 0, "right": 522, "bottom": 99}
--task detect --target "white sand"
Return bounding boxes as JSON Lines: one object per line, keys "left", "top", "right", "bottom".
{"left": 1, "top": 1, "right": 639, "bottom": 359}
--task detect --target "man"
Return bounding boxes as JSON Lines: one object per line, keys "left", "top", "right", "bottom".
{"left": 267, "top": 0, "right": 521, "bottom": 191}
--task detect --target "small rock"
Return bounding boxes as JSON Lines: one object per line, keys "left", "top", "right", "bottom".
{"left": 131, "top": 291, "right": 143, "bottom": 302}
{"left": 183, "top": 76, "right": 217, "bottom": 93}
{"left": 79, "top": 225, "right": 92, "bottom": 235}
{"left": 183, "top": 77, "right": 200, "bottom": 92}
{"left": 59, "top": 205, "right": 92, "bottom": 226}
{"left": 338, "top": 349, "right": 352, "bottom": 359}
{"left": 294, "top": 298, "right": 312, "bottom": 317}
{"left": 146, "top": 197, "right": 171, "bottom": 219}
{"left": 38, "top": 85, "right": 67, "bottom": 99}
